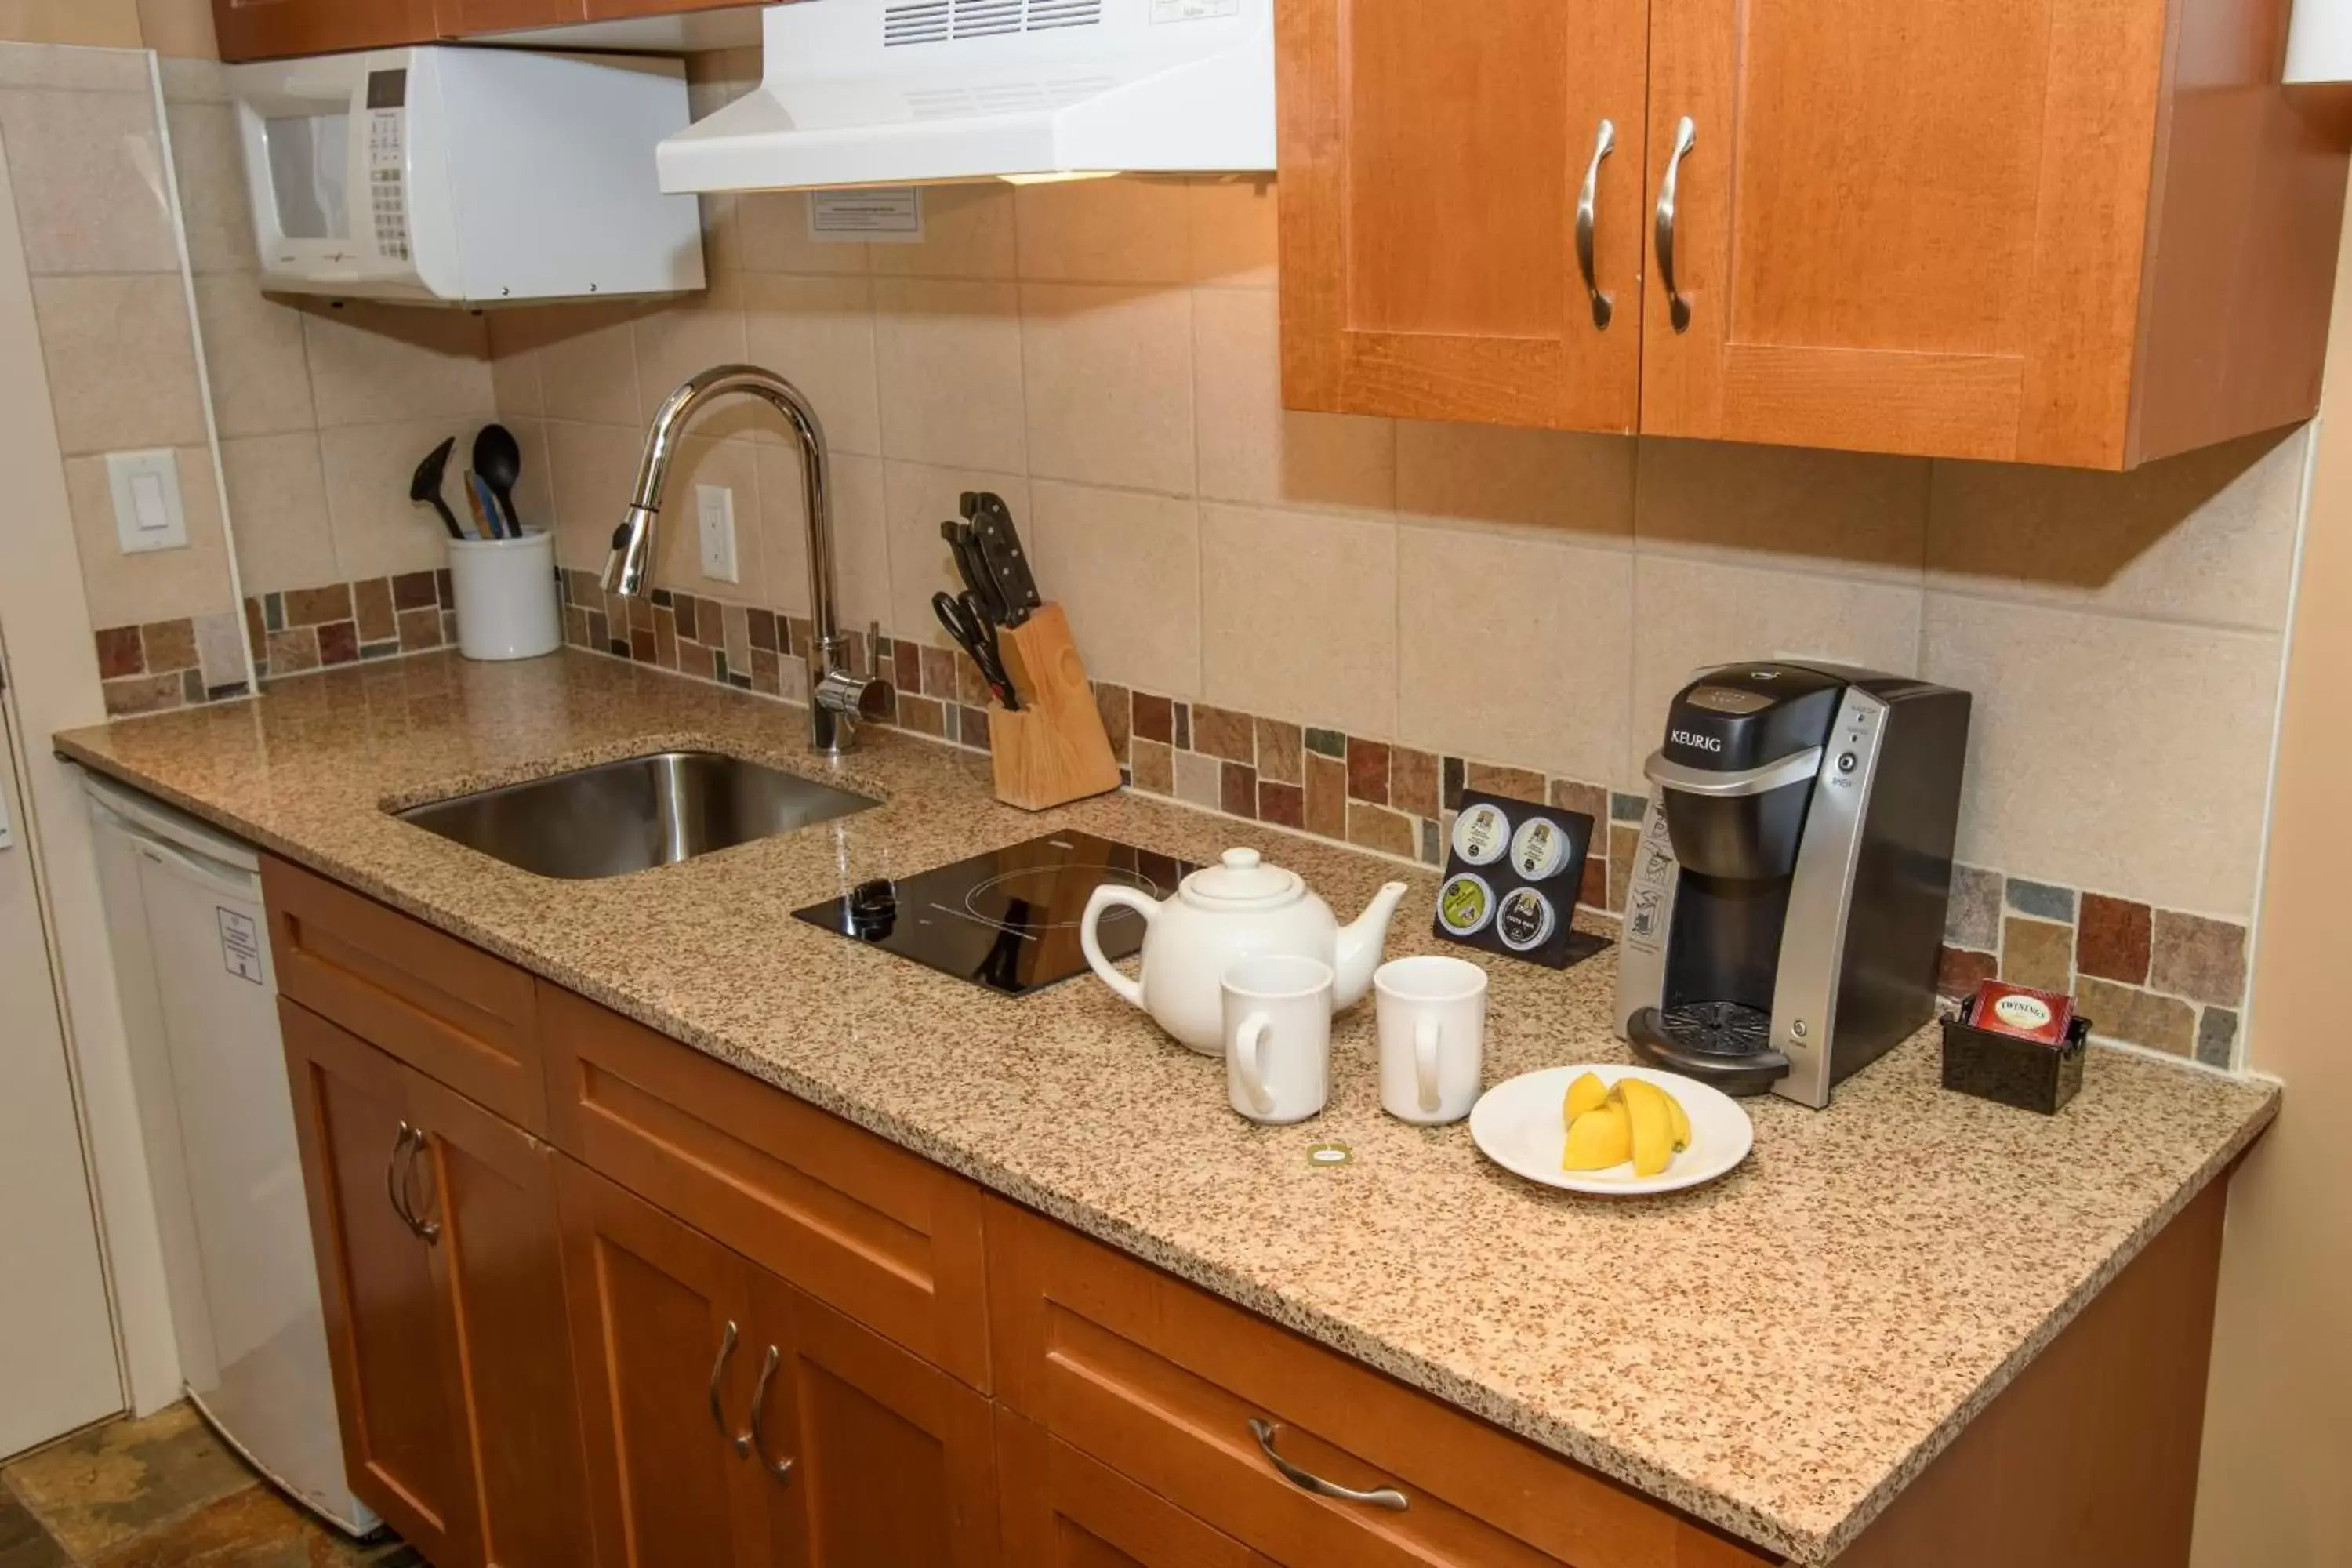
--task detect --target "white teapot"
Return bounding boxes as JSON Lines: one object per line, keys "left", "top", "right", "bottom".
{"left": 1080, "top": 848, "right": 1409, "bottom": 1054}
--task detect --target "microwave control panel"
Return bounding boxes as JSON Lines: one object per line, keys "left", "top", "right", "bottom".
{"left": 364, "top": 68, "right": 409, "bottom": 263}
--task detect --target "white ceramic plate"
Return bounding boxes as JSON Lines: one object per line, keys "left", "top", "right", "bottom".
{"left": 1469, "top": 1064, "right": 1754, "bottom": 1196}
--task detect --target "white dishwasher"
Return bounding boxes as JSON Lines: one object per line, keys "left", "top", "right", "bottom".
{"left": 83, "top": 773, "right": 378, "bottom": 1537}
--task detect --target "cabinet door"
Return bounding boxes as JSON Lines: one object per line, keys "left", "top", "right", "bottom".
{"left": 212, "top": 0, "right": 440, "bottom": 60}
{"left": 1276, "top": 0, "right": 1648, "bottom": 430}
{"left": 746, "top": 1271, "right": 998, "bottom": 1568}
{"left": 438, "top": 0, "right": 585, "bottom": 31}
{"left": 559, "top": 1160, "right": 775, "bottom": 1568}
{"left": 997, "top": 1407, "right": 1276, "bottom": 1568}
{"left": 1639, "top": 0, "right": 2169, "bottom": 466}
{"left": 405, "top": 1076, "right": 594, "bottom": 1568}
{"left": 281, "top": 1000, "right": 481, "bottom": 1567}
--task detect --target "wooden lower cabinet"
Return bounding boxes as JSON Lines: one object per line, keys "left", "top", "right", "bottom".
{"left": 997, "top": 1406, "right": 1277, "bottom": 1568}
{"left": 281, "top": 999, "right": 590, "bottom": 1568}
{"left": 559, "top": 1160, "right": 1000, "bottom": 1568}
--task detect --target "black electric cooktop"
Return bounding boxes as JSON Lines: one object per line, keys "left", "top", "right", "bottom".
{"left": 793, "top": 832, "right": 1196, "bottom": 996}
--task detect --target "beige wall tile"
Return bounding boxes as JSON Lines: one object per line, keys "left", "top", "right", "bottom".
{"left": 1031, "top": 480, "right": 1201, "bottom": 696}
{"left": 484, "top": 307, "right": 546, "bottom": 419}
{"left": 1014, "top": 176, "right": 1191, "bottom": 284}
{"left": 742, "top": 271, "right": 881, "bottom": 456}
{"left": 1634, "top": 437, "right": 1931, "bottom": 575}
{"left": 502, "top": 416, "right": 554, "bottom": 534}
{"left": 136, "top": 0, "right": 216, "bottom": 56}
{"left": 879, "top": 459, "right": 1027, "bottom": 641}
{"left": 320, "top": 419, "right": 471, "bottom": 582}
{"left": 192, "top": 274, "right": 312, "bottom": 437}
{"left": 32, "top": 272, "right": 207, "bottom": 452}
{"left": 739, "top": 191, "right": 869, "bottom": 275}
{"left": 647, "top": 434, "right": 762, "bottom": 598}
{"left": 1021, "top": 282, "right": 1192, "bottom": 493}
{"left": 1399, "top": 524, "right": 1631, "bottom": 782}
{"left": 0, "top": 39, "right": 144, "bottom": 85}
{"left": 762, "top": 447, "right": 887, "bottom": 630}
{"left": 155, "top": 54, "right": 225, "bottom": 103}
{"left": 544, "top": 419, "right": 644, "bottom": 573}
{"left": 217, "top": 430, "right": 333, "bottom": 593}
{"left": 535, "top": 300, "right": 644, "bottom": 428}
{"left": 873, "top": 278, "right": 1025, "bottom": 471}
{"left": 1396, "top": 420, "right": 1634, "bottom": 538}
{"left": 1921, "top": 593, "right": 2278, "bottom": 916}
{"left": 1630, "top": 554, "right": 1924, "bottom": 788}
{"left": 162, "top": 100, "right": 252, "bottom": 274}
{"left": 1926, "top": 425, "right": 2306, "bottom": 630}
{"left": 870, "top": 184, "right": 1015, "bottom": 280}
{"left": 63, "top": 445, "right": 234, "bottom": 626}
{"left": 301, "top": 302, "right": 493, "bottom": 428}
{"left": 1201, "top": 503, "right": 1396, "bottom": 738}
{"left": 633, "top": 275, "right": 748, "bottom": 423}
{"left": 1192, "top": 286, "right": 1391, "bottom": 512}
{"left": 1188, "top": 176, "right": 1276, "bottom": 288}
{"left": 0, "top": 85, "right": 176, "bottom": 274}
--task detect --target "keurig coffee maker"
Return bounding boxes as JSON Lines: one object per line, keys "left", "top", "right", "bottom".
{"left": 1614, "top": 662, "right": 1971, "bottom": 1107}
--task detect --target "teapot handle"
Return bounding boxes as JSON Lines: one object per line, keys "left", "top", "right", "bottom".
{"left": 1080, "top": 885, "right": 1156, "bottom": 1010}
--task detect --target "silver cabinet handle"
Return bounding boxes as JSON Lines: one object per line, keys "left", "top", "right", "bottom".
{"left": 1246, "top": 1419, "right": 1406, "bottom": 1512}
{"left": 385, "top": 1125, "right": 419, "bottom": 1233}
{"left": 1654, "top": 114, "right": 1697, "bottom": 332}
{"left": 707, "top": 1321, "right": 750, "bottom": 1456}
{"left": 1576, "top": 118, "right": 1616, "bottom": 329}
{"left": 397, "top": 1126, "right": 441, "bottom": 1243}
{"left": 746, "top": 1345, "right": 796, "bottom": 1485}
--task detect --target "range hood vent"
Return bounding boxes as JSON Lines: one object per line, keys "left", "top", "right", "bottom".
{"left": 656, "top": 0, "right": 1273, "bottom": 194}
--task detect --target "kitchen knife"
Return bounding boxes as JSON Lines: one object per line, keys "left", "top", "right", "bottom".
{"left": 940, "top": 518, "right": 1008, "bottom": 624}
{"left": 963, "top": 491, "right": 1041, "bottom": 627}
{"left": 931, "top": 590, "right": 1019, "bottom": 709}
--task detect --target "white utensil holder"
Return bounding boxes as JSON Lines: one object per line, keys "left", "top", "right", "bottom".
{"left": 448, "top": 528, "right": 560, "bottom": 661}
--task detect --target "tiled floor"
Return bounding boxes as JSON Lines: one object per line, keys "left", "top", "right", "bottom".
{"left": 1, "top": 1404, "right": 419, "bottom": 1567}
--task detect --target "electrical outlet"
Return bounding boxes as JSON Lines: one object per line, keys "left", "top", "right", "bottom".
{"left": 696, "top": 484, "right": 738, "bottom": 583}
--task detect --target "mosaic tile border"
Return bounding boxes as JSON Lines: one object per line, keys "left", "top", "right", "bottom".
{"left": 557, "top": 568, "right": 2256, "bottom": 1069}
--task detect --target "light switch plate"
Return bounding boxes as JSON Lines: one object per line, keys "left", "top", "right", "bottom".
{"left": 696, "top": 484, "right": 738, "bottom": 583}
{"left": 107, "top": 450, "right": 187, "bottom": 554}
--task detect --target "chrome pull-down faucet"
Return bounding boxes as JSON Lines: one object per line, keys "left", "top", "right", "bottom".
{"left": 603, "top": 365, "right": 881, "bottom": 755}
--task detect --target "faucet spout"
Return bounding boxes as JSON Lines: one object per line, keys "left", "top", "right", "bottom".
{"left": 603, "top": 365, "right": 880, "bottom": 754}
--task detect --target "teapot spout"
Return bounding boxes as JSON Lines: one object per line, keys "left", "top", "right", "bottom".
{"left": 1333, "top": 879, "right": 1410, "bottom": 1007}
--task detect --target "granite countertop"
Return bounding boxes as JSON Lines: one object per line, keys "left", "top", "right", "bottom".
{"left": 55, "top": 651, "right": 2276, "bottom": 1565}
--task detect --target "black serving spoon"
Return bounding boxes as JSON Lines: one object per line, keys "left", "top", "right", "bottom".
{"left": 472, "top": 423, "right": 524, "bottom": 539}
{"left": 409, "top": 436, "right": 463, "bottom": 539}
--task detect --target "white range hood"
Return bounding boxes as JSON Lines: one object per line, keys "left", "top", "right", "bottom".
{"left": 655, "top": 0, "right": 1274, "bottom": 193}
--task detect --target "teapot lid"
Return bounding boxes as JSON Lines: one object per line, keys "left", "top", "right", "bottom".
{"left": 1181, "top": 848, "right": 1305, "bottom": 909}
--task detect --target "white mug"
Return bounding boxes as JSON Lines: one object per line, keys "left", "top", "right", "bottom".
{"left": 1221, "top": 955, "right": 1334, "bottom": 1125}
{"left": 1374, "top": 955, "right": 1489, "bottom": 1124}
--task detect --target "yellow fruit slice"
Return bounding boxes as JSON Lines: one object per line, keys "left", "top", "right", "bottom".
{"left": 1662, "top": 1089, "right": 1692, "bottom": 1152}
{"left": 1562, "top": 1102, "right": 1631, "bottom": 1171}
{"left": 1619, "top": 1079, "right": 1675, "bottom": 1178}
{"left": 1563, "top": 1071, "right": 1609, "bottom": 1124}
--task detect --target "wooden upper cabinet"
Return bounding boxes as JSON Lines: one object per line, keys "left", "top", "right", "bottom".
{"left": 212, "top": 0, "right": 441, "bottom": 60}
{"left": 1276, "top": 0, "right": 1649, "bottom": 431}
{"left": 1279, "top": 0, "right": 2347, "bottom": 468}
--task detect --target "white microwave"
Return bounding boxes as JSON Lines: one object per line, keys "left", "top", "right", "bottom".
{"left": 227, "top": 45, "right": 706, "bottom": 306}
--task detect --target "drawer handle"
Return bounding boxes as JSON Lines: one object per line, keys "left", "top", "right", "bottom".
{"left": 708, "top": 1321, "right": 750, "bottom": 1457}
{"left": 1247, "top": 1419, "right": 1407, "bottom": 1512}
{"left": 1576, "top": 117, "right": 1615, "bottom": 329}
{"left": 397, "top": 1125, "right": 441, "bottom": 1243}
{"left": 1654, "top": 114, "right": 1697, "bottom": 332}
{"left": 747, "top": 1344, "right": 797, "bottom": 1485}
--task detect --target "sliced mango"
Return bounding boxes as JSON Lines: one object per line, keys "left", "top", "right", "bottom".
{"left": 1619, "top": 1078, "right": 1675, "bottom": 1178}
{"left": 1562, "top": 1102, "right": 1631, "bottom": 1171}
{"left": 1563, "top": 1070, "right": 1610, "bottom": 1124}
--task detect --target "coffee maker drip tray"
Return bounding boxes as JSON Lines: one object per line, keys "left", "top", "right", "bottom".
{"left": 1627, "top": 1002, "right": 1791, "bottom": 1097}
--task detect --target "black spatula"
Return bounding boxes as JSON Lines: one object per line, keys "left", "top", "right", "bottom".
{"left": 410, "top": 436, "right": 463, "bottom": 539}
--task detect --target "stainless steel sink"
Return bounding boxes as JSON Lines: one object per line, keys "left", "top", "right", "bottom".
{"left": 397, "top": 751, "right": 877, "bottom": 879}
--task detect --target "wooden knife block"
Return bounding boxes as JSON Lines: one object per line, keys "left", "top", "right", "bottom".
{"left": 989, "top": 603, "right": 1123, "bottom": 811}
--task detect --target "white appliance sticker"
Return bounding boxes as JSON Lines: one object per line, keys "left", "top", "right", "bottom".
{"left": 1152, "top": 0, "right": 1240, "bottom": 20}
{"left": 218, "top": 907, "right": 263, "bottom": 985}
{"left": 808, "top": 188, "right": 923, "bottom": 242}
